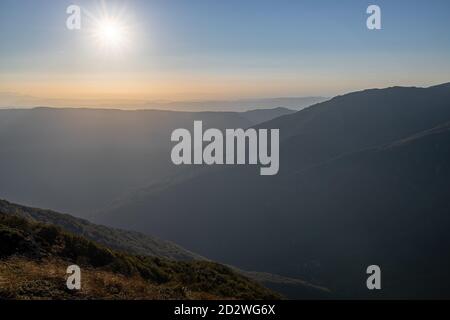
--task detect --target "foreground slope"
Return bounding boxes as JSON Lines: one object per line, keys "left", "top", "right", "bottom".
{"left": 0, "top": 212, "right": 279, "bottom": 300}
{"left": 0, "top": 199, "right": 329, "bottom": 299}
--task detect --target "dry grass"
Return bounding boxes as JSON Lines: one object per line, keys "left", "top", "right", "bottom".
{"left": 0, "top": 257, "right": 222, "bottom": 300}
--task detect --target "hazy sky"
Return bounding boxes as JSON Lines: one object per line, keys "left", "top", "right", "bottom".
{"left": 0, "top": 0, "right": 449, "bottom": 105}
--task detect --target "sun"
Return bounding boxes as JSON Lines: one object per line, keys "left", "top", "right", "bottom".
{"left": 93, "top": 17, "right": 128, "bottom": 50}
{"left": 83, "top": 1, "right": 133, "bottom": 54}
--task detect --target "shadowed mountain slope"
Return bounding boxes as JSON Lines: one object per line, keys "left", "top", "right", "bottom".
{"left": 98, "top": 83, "right": 450, "bottom": 298}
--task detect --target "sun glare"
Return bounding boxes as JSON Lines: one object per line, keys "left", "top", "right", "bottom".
{"left": 83, "top": 1, "right": 133, "bottom": 54}
{"left": 94, "top": 17, "right": 128, "bottom": 50}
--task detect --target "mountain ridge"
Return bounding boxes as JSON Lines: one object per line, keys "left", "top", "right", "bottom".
{"left": 0, "top": 199, "right": 203, "bottom": 261}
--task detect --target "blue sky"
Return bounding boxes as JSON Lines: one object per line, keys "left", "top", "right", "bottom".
{"left": 0, "top": 0, "right": 449, "bottom": 103}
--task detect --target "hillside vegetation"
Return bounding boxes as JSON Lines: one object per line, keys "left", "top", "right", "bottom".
{"left": 0, "top": 213, "right": 279, "bottom": 300}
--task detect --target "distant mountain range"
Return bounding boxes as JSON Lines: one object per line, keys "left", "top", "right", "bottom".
{"left": 0, "top": 92, "right": 326, "bottom": 112}
{"left": 95, "top": 83, "right": 450, "bottom": 298}
{"left": 143, "top": 97, "right": 328, "bottom": 112}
